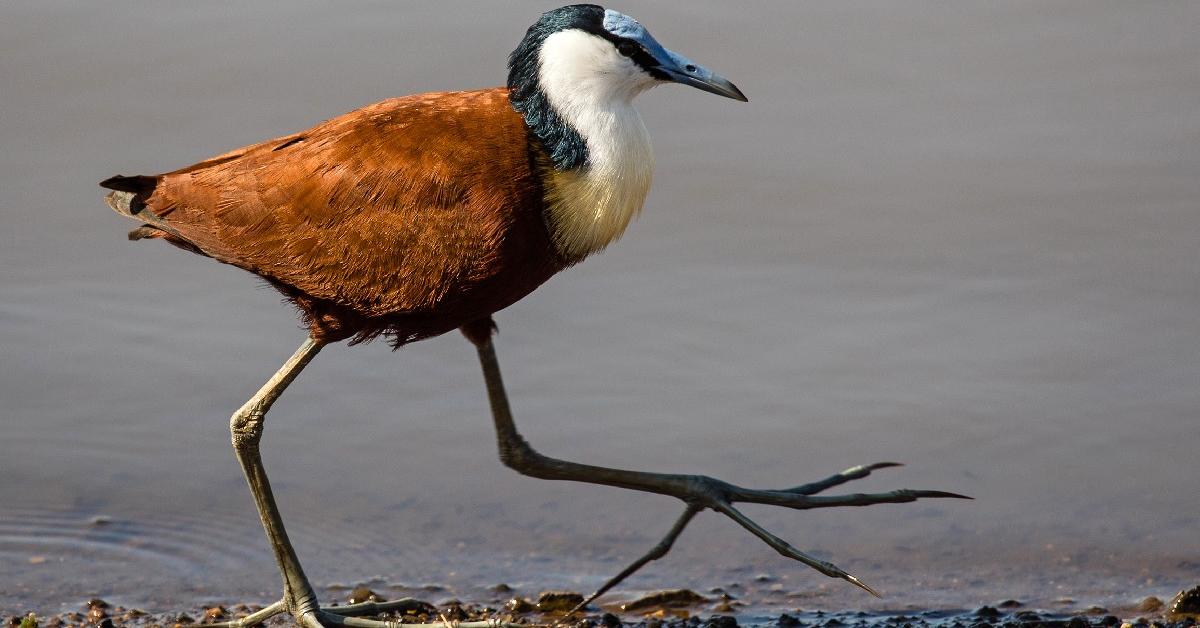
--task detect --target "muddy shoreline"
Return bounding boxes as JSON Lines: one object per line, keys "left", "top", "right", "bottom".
{"left": 8, "top": 586, "right": 1198, "bottom": 628}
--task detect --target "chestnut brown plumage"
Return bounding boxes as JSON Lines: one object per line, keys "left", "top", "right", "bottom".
{"left": 105, "top": 88, "right": 562, "bottom": 346}
{"left": 102, "top": 6, "right": 965, "bottom": 628}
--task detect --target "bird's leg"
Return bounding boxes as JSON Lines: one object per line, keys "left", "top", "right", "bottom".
{"left": 228, "top": 336, "right": 326, "bottom": 624}
{"left": 471, "top": 335, "right": 969, "bottom": 604}
{"left": 215, "top": 336, "right": 527, "bottom": 628}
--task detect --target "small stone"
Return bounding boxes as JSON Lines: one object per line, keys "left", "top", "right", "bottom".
{"left": 1170, "top": 587, "right": 1200, "bottom": 621}
{"left": 86, "top": 607, "right": 107, "bottom": 624}
{"left": 86, "top": 600, "right": 109, "bottom": 611}
{"left": 440, "top": 604, "right": 468, "bottom": 622}
{"left": 999, "top": 600, "right": 1023, "bottom": 609}
{"left": 1100, "top": 616, "right": 1119, "bottom": 626}
{"left": 777, "top": 614, "right": 802, "bottom": 627}
{"left": 754, "top": 574, "right": 775, "bottom": 583}
{"left": 176, "top": 613, "right": 195, "bottom": 624}
{"left": 711, "top": 616, "right": 739, "bottom": 628}
{"left": 600, "top": 613, "right": 621, "bottom": 628}
{"left": 347, "top": 586, "right": 385, "bottom": 604}
{"left": 95, "top": 620, "right": 114, "bottom": 628}
{"left": 705, "top": 616, "right": 738, "bottom": 628}
{"left": 1014, "top": 611, "right": 1040, "bottom": 622}
{"left": 536, "top": 591, "right": 584, "bottom": 613}
{"left": 89, "top": 516, "right": 113, "bottom": 527}
{"left": 491, "top": 584, "right": 514, "bottom": 594}
{"left": 203, "top": 606, "right": 227, "bottom": 622}
{"left": 505, "top": 598, "right": 534, "bottom": 614}
{"left": 713, "top": 602, "right": 735, "bottom": 613}
{"left": 621, "top": 589, "right": 707, "bottom": 612}
{"left": 1138, "top": 597, "right": 1164, "bottom": 614}
{"left": 974, "top": 607, "right": 1001, "bottom": 619}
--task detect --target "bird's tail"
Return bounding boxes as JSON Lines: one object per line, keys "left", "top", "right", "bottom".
{"left": 100, "top": 174, "right": 172, "bottom": 241}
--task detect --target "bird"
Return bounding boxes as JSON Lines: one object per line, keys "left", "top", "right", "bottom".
{"left": 102, "top": 5, "right": 967, "bottom": 627}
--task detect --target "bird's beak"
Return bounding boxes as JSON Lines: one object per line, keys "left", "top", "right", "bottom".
{"left": 652, "top": 48, "right": 748, "bottom": 102}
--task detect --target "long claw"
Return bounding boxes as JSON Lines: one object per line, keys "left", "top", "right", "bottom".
{"left": 714, "top": 501, "right": 876, "bottom": 595}
{"left": 785, "top": 462, "right": 905, "bottom": 495}
{"left": 843, "top": 574, "right": 881, "bottom": 598}
{"left": 915, "top": 490, "right": 973, "bottom": 500}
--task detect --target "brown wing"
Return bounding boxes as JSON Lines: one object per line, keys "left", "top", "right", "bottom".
{"left": 110, "top": 88, "right": 547, "bottom": 320}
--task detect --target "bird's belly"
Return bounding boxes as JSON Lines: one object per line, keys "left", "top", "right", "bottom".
{"left": 307, "top": 209, "right": 565, "bottom": 346}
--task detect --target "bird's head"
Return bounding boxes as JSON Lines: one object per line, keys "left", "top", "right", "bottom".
{"left": 508, "top": 4, "right": 746, "bottom": 170}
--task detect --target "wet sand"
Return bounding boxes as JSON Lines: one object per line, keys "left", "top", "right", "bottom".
{"left": 2, "top": 0, "right": 1199, "bottom": 619}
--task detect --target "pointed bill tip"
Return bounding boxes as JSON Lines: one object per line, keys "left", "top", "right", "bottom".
{"left": 869, "top": 462, "right": 904, "bottom": 470}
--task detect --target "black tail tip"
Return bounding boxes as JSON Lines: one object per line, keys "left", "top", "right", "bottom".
{"left": 100, "top": 174, "right": 156, "bottom": 194}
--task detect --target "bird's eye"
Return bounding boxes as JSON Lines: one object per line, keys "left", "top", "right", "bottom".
{"left": 617, "top": 41, "right": 639, "bottom": 57}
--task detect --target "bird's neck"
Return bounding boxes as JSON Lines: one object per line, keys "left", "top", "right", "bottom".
{"left": 510, "top": 47, "right": 655, "bottom": 262}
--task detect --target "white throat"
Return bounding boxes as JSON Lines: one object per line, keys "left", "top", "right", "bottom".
{"left": 537, "top": 29, "right": 657, "bottom": 261}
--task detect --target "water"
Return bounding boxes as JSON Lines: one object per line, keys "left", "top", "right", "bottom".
{"left": 2, "top": 0, "right": 1198, "bottom": 616}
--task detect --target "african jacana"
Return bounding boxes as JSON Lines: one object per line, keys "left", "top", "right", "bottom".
{"left": 102, "top": 5, "right": 966, "bottom": 626}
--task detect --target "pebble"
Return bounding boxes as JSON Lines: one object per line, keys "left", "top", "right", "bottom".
{"left": 998, "top": 600, "right": 1023, "bottom": 609}
{"left": 347, "top": 586, "right": 385, "bottom": 604}
{"left": 505, "top": 598, "right": 534, "bottom": 613}
{"left": 621, "top": 589, "right": 707, "bottom": 612}
{"left": 536, "top": 591, "right": 584, "bottom": 612}
{"left": 600, "top": 613, "right": 621, "bottom": 628}
{"left": 1170, "top": 587, "right": 1200, "bottom": 621}
{"left": 202, "top": 606, "right": 226, "bottom": 622}
{"left": 704, "top": 616, "right": 738, "bottom": 628}
{"left": 440, "top": 603, "right": 468, "bottom": 621}
{"left": 1141, "top": 597, "right": 1166, "bottom": 613}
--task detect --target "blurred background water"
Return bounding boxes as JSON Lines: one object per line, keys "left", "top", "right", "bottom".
{"left": 1, "top": 0, "right": 1198, "bottom": 616}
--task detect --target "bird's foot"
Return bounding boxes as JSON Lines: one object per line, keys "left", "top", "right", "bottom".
{"left": 568, "top": 462, "right": 970, "bottom": 614}
{"left": 206, "top": 598, "right": 522, "bottom": 628}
